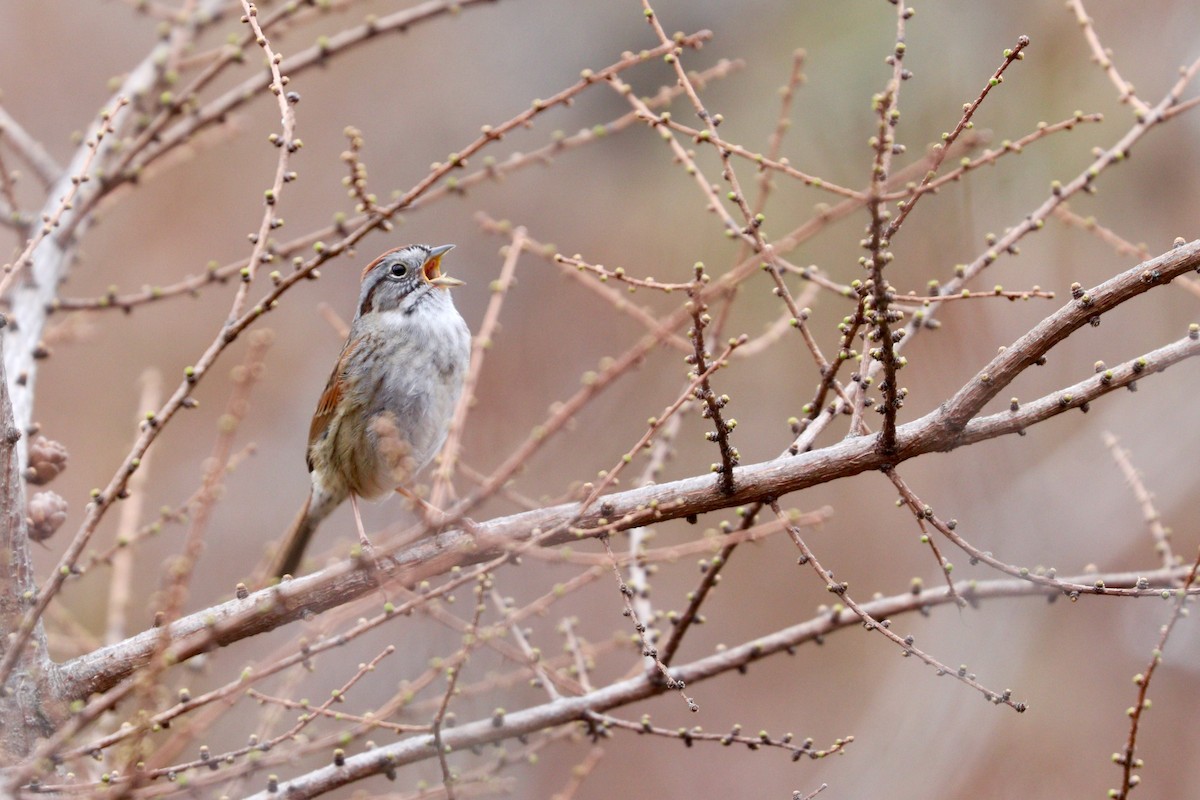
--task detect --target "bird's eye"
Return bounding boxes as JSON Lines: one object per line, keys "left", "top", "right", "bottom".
{"left": 389, "top": 263, "right": 408, "bottom": 278}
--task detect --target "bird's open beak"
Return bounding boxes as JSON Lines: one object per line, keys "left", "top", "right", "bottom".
{"left": 423, "top": 244, "right": 464, "bottom": 288}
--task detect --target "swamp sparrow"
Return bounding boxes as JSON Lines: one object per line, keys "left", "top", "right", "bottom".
{"left": 268, "top": 244, "right": 471, "bottom": 578}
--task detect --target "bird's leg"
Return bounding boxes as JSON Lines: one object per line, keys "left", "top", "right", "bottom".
{"left": 396, "top": 485, "right": 445, "bottom": 526}
{"left": 396, "top": 486, "right": 479, "bottom": 534}
{"left": 350, "top": 493, "right": 394, "bottom": 587}
{"left": 350, "top": 492, "right": 373, "bottom": 551}
{"left": 350, "top": 494, "right": 372, "bottom": 551}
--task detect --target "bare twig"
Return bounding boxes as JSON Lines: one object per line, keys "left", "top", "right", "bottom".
{"left": 105, "top": 370, "right": 162, "bottom": 645}
{"left": 0, "top": 105, "right": 62, "bottom": 186}
{"left": 1066, "top": 0, "right": 1149, "bottom": 114}
{"left": 771, "top": 500, "right": 1025, "bottom": 711}
{"left": 687, "top": 274, "right": 740, "bottom": 494}
{"left": 1103, "top": 432, "right": 1176, "bottom": 570}
{"left": 0, "top": 99, "right": 128, "bottom": 298}
{"left": 1112, "top": 546, "right": 1200, "bottom": 799}
{"left": 586, "top": 712, "right": 852, "bottom": 762}
{"left": 236, "top": 565, "right": 1195, "bottom": 799}
{"left": 1053, "top": 204, "right": 1151, "bottom": 261}
{"left": 885, "top": 469, "right": 965, "bottom": 608}
{"left": 432, "top": 228, "right": 526, "bottom": 507}
{"left": 883, "top": 35, "right": 1031, "bottom": 238}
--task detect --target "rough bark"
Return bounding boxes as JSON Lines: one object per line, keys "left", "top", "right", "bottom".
{"left": 0, "top": 326, "right": 62, "bottom": 761}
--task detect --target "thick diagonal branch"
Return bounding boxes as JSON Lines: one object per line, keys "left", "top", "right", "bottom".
{"left": 57, "top": 249, "right": 1200, "bottom": 703}
{"left": 0, "top": 327, "right": 62, "bottom": 759}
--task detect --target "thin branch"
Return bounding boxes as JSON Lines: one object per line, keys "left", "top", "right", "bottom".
{"left": 0, "top": 105, "right": 62, "bottom": 186}
{"left": 893, "top": 285, "right": 1055, "bottom": 305}
{"left": 587, "top": 712, "right": 852, "bottom": 762}
{"left": 104, "top": 369, "right": 162, "bottom": 645}
{"left": 658, "top": 503, "right": 762, "bottom": 667}
{"left": 477, "top": 220, "right": 691, "bottom": 352}
{"left": 687, "top": 276, "right": 740, "bottom": 494}
{"left": 596, "top": 532, "right": 696, "bottom": 711}
{"left": 431, "top": 583, "right": 488, "bottom": 800}
{"left": 750, "top": 48, "right": 808, "bottom": 221}
{"left": 884, "top": 469, "right": 965, "bottom": 608}
{"left": 1052, "top": 204, "right": 1151, "bottom": 261}
{"left": 490, "top": 587, "right": 561, "bottom": 700}
{"left": 880, "top": 112, "right": 1104, "bottom": 204}
{"left": 134, "top": 646, "right": 400, "bottom": 791}
{"left": 548, "top": 745, "right": 605, "bottom": 800}
{"left": 883, "top": 34, "right": 1031, "bottom": 238}
{"left": 0, "top": 99, "right": 128, "bottom": 298}
{"left": 771, "top": 500, "right": 1024, "bottom": 711}
{"left": 1066, "top": 0, "right": 1149, "bottom": 114}
{"left": 236, "top": 566, "right": 1193, "bottom": 799}
{"left": 1113, "top": 546, "right": 1200, "bottom": 799}
{"left": 655, "top": 116, "right": 861, "bottom": 200}
{"left": 847, "top": 1, "right": 914, "bottom": 444}
{"left": 432, "top": 228, "right": 526, "bottom": 507}
{"left": 227, "top": 0, "right": 300, "bottom": 321}
{"left": 1103, "top": 432, "right": 1176, "bottom": 570}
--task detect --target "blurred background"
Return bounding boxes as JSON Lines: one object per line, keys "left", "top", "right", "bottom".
{"left": 2, "top": 0, "right": 1199, "bottom": 797}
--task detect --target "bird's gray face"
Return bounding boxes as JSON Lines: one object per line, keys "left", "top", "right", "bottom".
{"left": 355, "top": 244, "right": 461, "bottom": 319}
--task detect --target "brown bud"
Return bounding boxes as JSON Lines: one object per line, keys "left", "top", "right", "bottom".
{"left": 25, "top": 436, "right": 68, "bottom": 485}
{"left": 27, "top": 491, "right": 68, "bottom": 542}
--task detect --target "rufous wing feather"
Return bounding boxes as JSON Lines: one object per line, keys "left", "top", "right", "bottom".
{"left": 266, "top": 492, "right": 316, "bottom": 579}
{"left": 307, "top": 338, "right": 362, "bottom": 466}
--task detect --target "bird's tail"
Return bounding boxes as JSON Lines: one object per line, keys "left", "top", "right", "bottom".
{"left": 265, "top": 493, "right": 319, "bottom": 580}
